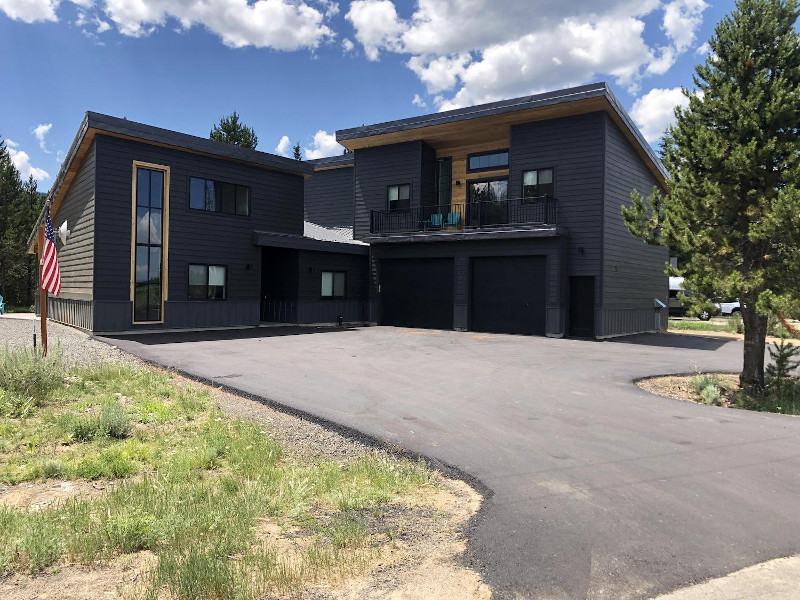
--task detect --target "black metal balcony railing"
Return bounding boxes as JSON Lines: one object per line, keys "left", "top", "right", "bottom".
{"left": 369, "top": 196, "right": 557, "bottom": 235}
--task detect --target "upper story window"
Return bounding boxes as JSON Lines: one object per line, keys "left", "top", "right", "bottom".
{"left": 467, "top": 150, "right": 509, "bottom": 173}
{"left": 388, "top": 184, "right": 411, "bottom": 211}
{"left": 189, "top": 177, "right": 250, "bottom": 216}
{"left": 522, "top": 168, "right": 554, "bottom": 199}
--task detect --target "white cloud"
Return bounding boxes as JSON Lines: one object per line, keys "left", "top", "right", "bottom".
{"left": 6, "top": 141, "right": 51, "bottom": 181}
{"left": 345, "top": 0, "right": 406, "bottom": 60}
{"left": 341, "top": 37, "right": 354, "bottom": 53}
{"left": 412, "top": 94, "right": 427, "bottom": 108}
{"left": 0, "top": 0, "right": 59, "bottom": 23}
{"left": 303, "top": 130, "right": 343, "bottom": 159}
{"left": 102, "top": 0, "right": 334, "bottom": 50}
{"left": 695, "top": 41, "right": 710, "bottom": 55}
{"left": 274, "top": 135, "right": 292, "bottom": 157}
{"left": 629, "top": 86, "right": 689, "bottom": 144}
{"left": 347, "top": 0, "right": 708, "bottom": 110}
{"left": 662, "top": 0, "right": 707, "bottom": 53}
{"left": 33, "top": 123, "right": 53, "bottom": 153}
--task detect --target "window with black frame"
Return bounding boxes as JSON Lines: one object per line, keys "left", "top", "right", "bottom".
{"left": 189, "top": 177, "right": 250, "bottom": 216}
{"left": 522, "top": 168, "right": 554, "bottom": 199}
{"left": 134, "top": 167, "right": 165, "bottom": 322}
{"left": 188, "top": 264, "right": 227, "bottom": 300}
{"left": 467, "top": 150, "right": 509, "bottom": 173}
{"left": 321, "top": 271, "right": 345, "bottom": 299}
{"left": 387, "top": 184, "right": 411, "bottom": 211}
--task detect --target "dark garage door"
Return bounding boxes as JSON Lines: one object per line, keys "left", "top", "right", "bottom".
{"left": 380, "top": 258, "right": 454, "bottom": 329}
{"left": 471, "top": 256, "right": 547, "bottom": 335}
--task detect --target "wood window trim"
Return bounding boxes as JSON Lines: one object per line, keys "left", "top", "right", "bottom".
{"left": 130, "top": 160, "right": 170, "bottom": 324}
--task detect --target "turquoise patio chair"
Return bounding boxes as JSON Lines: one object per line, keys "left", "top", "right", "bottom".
{"left": 0, "top": 295, "right": 5, "bottom": 316}
{"left": 429, "top": 213, "right": 443, "bottom": 228}
{"left": 444, "top": 212, "right": 461, "bottom": 228}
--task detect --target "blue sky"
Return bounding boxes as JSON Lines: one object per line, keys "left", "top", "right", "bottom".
{"left": 1, "top": 0, "right": 733, "bottom": 190}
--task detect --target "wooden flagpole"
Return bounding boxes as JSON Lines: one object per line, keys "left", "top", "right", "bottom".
{"left": 37, "top": 224, "right": 48, "bottom": 356}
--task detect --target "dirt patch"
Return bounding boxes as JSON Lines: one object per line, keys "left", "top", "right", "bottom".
{"left": 0, "top": 479, "right": 114, "bottom": 510}
{"left": 637, "top": 373, "right": 741, "bottom": 407}
{"left": 324, "top": 477, "right": 490, "bottom": 600}
{"left": 0, "top": 552, "right": 156, "bottom": 600}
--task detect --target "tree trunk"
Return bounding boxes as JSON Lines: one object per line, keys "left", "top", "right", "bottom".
{"left": 740, "top": 301, "right": 768, "bottom": 391}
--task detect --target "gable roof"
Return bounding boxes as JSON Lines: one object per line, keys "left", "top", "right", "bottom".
{"left": 336, "top": 82, "right": 668, "bottom": 187}
{"left": 29, "top": 112, "right": 313, "bottom": 252}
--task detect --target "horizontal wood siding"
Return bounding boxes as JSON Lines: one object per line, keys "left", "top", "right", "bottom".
{"left": 297, "top": 250, "right": 369, "bottom": 302}
{"left": 54, "top": 139, "right": 95, "bottom": 300}
{"left": 602, "top": 115, "right": 669, "bottom": 335}
{"left": 93, "top": 134, "right": 304, "bottom": 331}
{"left": 353, "top": 141, "right": 423, "bottom": 240}
{"left": 93, "top": 300, "right": 258, "bottom": 332}
{"left": 510, "top": 113, "right": 605, "bottom": 286}
{"left": 304, "top": 166, "right": 354, "bottom": 228}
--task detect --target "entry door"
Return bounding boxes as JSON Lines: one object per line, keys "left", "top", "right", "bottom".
{"left": 569, "top": 276, "right": 595, "bottom": 338}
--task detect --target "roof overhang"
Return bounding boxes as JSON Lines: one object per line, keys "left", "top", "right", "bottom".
{"left": 336, "top": 83, "right": 668, "bottom": 191}
{"left": 29, "top": 112, "right": 314, "bottom": 253}
{"left": 254, "top": 230, "right": 369, "bottom": 255}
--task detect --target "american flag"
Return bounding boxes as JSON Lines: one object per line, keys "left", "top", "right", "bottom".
{"left": 41, "top": 206, "right": 62, "bottom": 296}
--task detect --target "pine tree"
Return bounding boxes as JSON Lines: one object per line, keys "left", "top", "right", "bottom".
{"left": 210, "top": 111, "right": 258, "bottom": 149}
{"left": 623, "top": 0, "right": 800, "bottom": 391}
{"left": 293, "top": 142, "right": 302, "bottom": 161}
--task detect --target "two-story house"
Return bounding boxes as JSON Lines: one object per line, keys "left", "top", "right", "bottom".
{"left": 305, "top": 82, "right": 669, "bottom": 338}
{"left": 29, "top": 112, "right": 368, "bottom": 333}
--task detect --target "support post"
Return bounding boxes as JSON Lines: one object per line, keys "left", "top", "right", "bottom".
{"left": 37, "top": 225, "right": 48, "bottom": 356}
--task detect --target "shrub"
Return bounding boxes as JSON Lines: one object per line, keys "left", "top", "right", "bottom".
{"left": 692, "top": 374, "right": 723, "bottom": 406}
{"left": 763, "top": 341, "right": 800, "bottom": 414}
{"left": 100, "top": 402, "right": 131, "bottom": 439}
{"left": 68, "top": 401, "right": 131, "bottom": 442}
{"left": 726, "top": 312, "right": 744, "bottom": 334}
{"left": 0, "top": 346, "right": 65, "bottom": 409}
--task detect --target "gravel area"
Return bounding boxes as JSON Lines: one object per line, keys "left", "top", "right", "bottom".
{"left": 0, "top": 315, "right": 135, "bottom": 367}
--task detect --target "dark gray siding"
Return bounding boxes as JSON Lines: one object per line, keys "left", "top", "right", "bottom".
{"left": 420, "top": 142, "right": 436, "bottom": 207}
{"left": 92, "top": 134, "right": 304, "bottom": 331}
{"left": 602, "top": 115, "right": 669, "bottom": 336}
{"left": 55, "top": 139, "right": 95, "bottom": 300}
{"left": 509, "top": 112, "right": 605, "bottom": 286}
{"left": 353, "top": 141, "right": 424, "bottom": 240}
{"left": 369, "top": 236, "right": 565, "bottom": 334}
{"left": 297, "top": 250, "right": 368, "bottom": 302}
{"left": 304, "top": 166, "right": 354, "bottom": 228}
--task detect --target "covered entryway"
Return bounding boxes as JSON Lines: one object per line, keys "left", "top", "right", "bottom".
{"left": 569, "top": 276, "right": 595, "bottom": 337}
{"left": 470, "top": 256, "right": 546, "bottom": 335}
{"left": 380, "top": 258, "right": 454, "bottom": 329}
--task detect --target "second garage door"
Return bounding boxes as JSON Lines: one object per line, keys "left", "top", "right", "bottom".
{"left": 471, "top": 256, "right": 547, "bottom": 335}
{"left": 380, "top": 258, "right": 454, "bottom": 329}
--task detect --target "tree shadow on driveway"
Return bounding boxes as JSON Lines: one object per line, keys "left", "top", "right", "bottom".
{"left": 606, "top": 332, "right": 736, "bottom": 351}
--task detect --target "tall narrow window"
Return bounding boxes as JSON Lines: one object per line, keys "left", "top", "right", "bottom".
{"left": 388, "top": 184, "right": 411, "bottom": 211}
{"left": 436, "top": 158, "right": 452, "bottom": 207}
{"left": 133, "top": 164, "right": 168, "bottom": 323}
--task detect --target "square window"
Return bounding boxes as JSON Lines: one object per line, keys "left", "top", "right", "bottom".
{"left": 388, "top": 184, "right": 411, "bottom": 211}
{"left": 321, "top": 271, "right": 345, "bottom": 298}
{"left": 188, "top": 264, "right": 226, "bottom": 300}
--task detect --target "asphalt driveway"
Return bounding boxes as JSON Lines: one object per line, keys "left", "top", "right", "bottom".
{"left": 102, "top": 327, "right": 800, "bottom": 599}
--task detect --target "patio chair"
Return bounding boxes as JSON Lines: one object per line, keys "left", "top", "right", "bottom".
{"left": 0, "top": 295, "right": 5, "bottom": 315}
{"left": 425, "top": 213, "right": 444, "bottom": 230}
{"left": 444, "top": 212, "right": 461, "bottom": 228}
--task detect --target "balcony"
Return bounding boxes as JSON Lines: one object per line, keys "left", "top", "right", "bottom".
{"left": 369, "top": 196, "right": 557, "bottom": 236}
